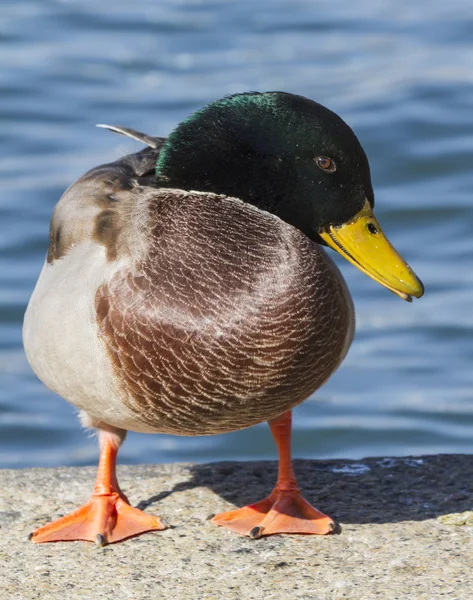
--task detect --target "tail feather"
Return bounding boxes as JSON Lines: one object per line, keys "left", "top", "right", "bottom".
{"left": 96, "top": 124, "right": 159, "bottom": 149}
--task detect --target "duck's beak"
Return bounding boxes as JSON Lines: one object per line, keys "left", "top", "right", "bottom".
{"left": 319, "top": 199, "right": 424, "bottom": 302}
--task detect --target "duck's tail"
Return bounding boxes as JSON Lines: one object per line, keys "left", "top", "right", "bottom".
{"left": 96, "top": 124, "right": 159, "bottom": 149}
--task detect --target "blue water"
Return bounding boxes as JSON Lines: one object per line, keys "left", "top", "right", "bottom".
{"left": 1, "top": 0, "right": 473, "bottom": 469}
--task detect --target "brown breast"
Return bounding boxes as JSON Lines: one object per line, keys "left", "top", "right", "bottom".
{"left": 95, "top": 190, "right": 354, "bottom": 436}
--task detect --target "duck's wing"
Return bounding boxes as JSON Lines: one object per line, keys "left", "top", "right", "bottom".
{"left": 46, "top": 128, "right": 166, "bottom": 264}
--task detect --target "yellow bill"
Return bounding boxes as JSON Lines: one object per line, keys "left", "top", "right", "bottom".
{"left": 319, "top": 200, "right": 424, "bottom": 302}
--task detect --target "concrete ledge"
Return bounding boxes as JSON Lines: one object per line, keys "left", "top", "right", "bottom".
{"left": 1, "top": 455, "right": 473, "bottom": 599}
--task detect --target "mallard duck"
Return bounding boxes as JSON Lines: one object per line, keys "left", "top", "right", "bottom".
{"left": 23, "top": 92, "right": 423, "bottom": 545}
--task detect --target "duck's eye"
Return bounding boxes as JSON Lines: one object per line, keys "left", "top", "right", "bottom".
{"left": 315, "top": 156, "right": 336, "bottom": 172}
{"left": 367, "top": 222, "right": 378, "bottom": 235}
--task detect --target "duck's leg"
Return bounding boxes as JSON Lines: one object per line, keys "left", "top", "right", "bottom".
{"left": 31, "top": 424, "right": 166, "bottom": 545}
{"left": 212, "top": 410, "right": 335, "bottom": 537}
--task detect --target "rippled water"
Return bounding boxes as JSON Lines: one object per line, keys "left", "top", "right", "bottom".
{"left": 1, "top": 0, "right": 473, "bottom": 468}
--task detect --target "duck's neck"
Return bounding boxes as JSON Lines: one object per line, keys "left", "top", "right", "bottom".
{"left": 155, "top": 115, "right": 315, "bottom": 239}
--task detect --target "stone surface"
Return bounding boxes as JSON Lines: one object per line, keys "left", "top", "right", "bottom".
{"left": 1, "top": 455, "right": 473, "bottom": 599}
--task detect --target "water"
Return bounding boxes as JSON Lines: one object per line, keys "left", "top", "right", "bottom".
{"left": 1, "top": 0, "right": 473, "bottom": 469}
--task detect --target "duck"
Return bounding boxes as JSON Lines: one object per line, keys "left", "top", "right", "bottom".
{"left": 23, "top": 91, "right": 424, "bottom": 545}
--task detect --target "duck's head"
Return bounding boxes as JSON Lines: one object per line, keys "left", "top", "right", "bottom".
{"left": 156, "top": 91, "right": 423, "bottom": 301}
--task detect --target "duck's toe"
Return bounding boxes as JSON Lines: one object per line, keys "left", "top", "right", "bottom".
{"left": 30, "top": 492, "right": 166, "bottom": 545}
{"left": 211, "top": 490, "right": 335, "bottom": 538}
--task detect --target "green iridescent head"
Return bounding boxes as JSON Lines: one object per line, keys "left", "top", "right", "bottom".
{"left": 156, "top": 91, "right": 374, "bottom": 238}
{"left": 155, "top": 91, "right": 423, "bottom": 301}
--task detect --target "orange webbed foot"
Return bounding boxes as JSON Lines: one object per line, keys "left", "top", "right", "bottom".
{"left": 211, "top": 489, "right": 335, "bottom": 538}
{"left": 30, "top": 492, "right": 166, "bottom": 545}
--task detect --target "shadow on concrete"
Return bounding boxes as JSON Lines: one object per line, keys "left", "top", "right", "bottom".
{"left": 137, "top": 454, "right": 473, "bottom": 525}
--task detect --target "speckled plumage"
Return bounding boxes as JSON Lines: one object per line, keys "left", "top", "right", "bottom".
{"left": 27, "top": 141, "right": 354, "bottom": 436}
{"left": 94, "top": 186, "right": 354, "bottom": 435}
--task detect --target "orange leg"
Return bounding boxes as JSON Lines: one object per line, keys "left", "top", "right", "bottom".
{"left": 212, "top": 410, "right": 335, "bottom": 537}
{"left": 30, "top": 429, "right": 166, "bottom": 545}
